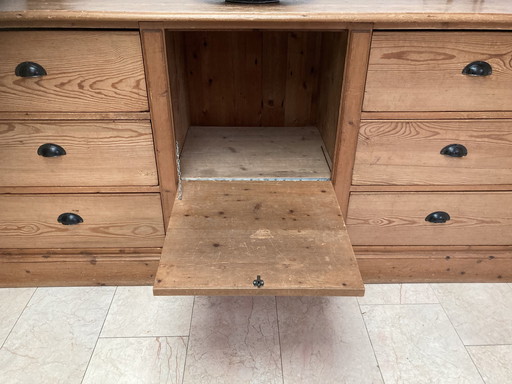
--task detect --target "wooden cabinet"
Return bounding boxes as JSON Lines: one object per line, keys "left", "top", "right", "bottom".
{"left": 1, "top": 2, "right": 512, "bottom": 289}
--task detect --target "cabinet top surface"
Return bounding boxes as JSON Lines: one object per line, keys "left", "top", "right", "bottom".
{"left": 2, "top": 0, "right": 512, "bottom": 27}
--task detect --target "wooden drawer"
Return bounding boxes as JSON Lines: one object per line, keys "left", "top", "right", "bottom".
{"left": 353, "top": 120, "right": 512, "bottom": 185}
{"left": 0, "top": 194, "right": 165, "bottom": 248}
{"left": 347, "top": 192, "right": 512, "bottom": 246}
{"left": 0, "top": 120, "right": 158, "bottom": 187}
{"left": 0, "top": 31, "right": 148, "bottom": 112}
{"left": 364, "top": 32, "right": 512, "bottom": 112}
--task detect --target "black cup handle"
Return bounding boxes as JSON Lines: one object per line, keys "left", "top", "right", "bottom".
{"left": 425, "top": 211, "right": 451, "bottom": 224}
{"left": 462, "top": 61, "right": 492, "bottom": 77}
{"left": 15, "top": 61, "right": 47, "bottom": 78}
{"left": 37, "top": 143, "right": 66, "bottom": 158}
{"left": 440, "top": 144, "right": 468, "bottom": 158}
{"left": 57, "top": 213, "right": 83, "bottom": 225}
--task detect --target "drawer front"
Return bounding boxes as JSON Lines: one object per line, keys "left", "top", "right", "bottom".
{"left": 0, "top": 194, "right": 165, "bottom": 248}
{"left": 0, "top": 120, "right": 158, "bottom": 187}
{"left": 364, "top": 32, "right": 512, "bottom": 112}
{"left": 347, "top": 192, "right": 512, "bottom": 246}
{"left": 0, "top": 31, "right": 148, "bottom": 112}
{"left": 353, "top": 120, "right": 512, "bottom": 185}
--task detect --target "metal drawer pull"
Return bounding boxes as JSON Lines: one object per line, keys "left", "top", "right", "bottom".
{"left": 462, "top": 61, "right": 492, "bottom": 76}
{"left": 15, "top": 61, "right": 47, "bottom": 78}
{"left": 440, "top": 144, "right": 468, "bottom": 158}
{"left": 425, "top": 211, "right": 451, "bottom": 224}
{"left": 57, "top": 213, "right": 83, "bottom": 225}
{"left": 37, "top": 143, "right": 66, "bottom": 157}
{"left": 253, "top": 275, "right": 264, "bottom": 288}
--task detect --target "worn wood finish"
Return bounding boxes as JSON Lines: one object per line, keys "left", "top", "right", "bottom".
{"left": 0, "top": 252, "right": 159, "bottom": 287}
{"left": 353, "top": 120, "right": 512, "bottom": 186}
{"left": 361, "top": 111, "right": 512, "bottom": 120}
{"left": 180, "top": 126, "right": 331, "bottom": 181}
{"left": 3, "top": 1, "right": 512, "bottom": 29}
{"left": 0, "top": 120, "right": 158, "bottom": 187}
{"left": 154, "top": 181, "right": 364, "bottom": 296}
{"left": 332, "top": 29, "right": 372, "bottom": 217}
{"left": 316, "top": 31, "right": 348, "bottom": 160}
{"left": 0, "top": 186, "right": 160, "bottom": 194}
{"left": 0, "top": 31, "right": 148, "bottom": 113}
{"left": 140, "top": 26, "right": 178, "bottom": 228}
{"left": 0, "top": 194, "right": 165, "bottom": 248}
{"left": 347, "top": 192, "right": 512, "bottom": 246}
{"left": 0, "top": 112, "right": 151, "bottom": 120}
{"left": 182, "top": 31, "right": 324, "bottom": 127}
{"left": 364, "top": 32, "right": 512, "bottom": 112}
{"left": 356, "top": 247, "right": 512, "bottom": 283}
{"left": 351, "top": 185, "right": 512, "bottom": 192}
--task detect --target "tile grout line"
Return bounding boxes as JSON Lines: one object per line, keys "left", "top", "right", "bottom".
{"left": 79, "top": 286, "right": 118, "bottom": 384}
{"left": 181, "top": 295, "right": 196, "bottom": 384}
{"left": 357, "top": 299, "right": 386, "bottom": 384}
{"left": 274, "top": 296, "right": 285, "bottom": 384}
{"left": 429, "top": 284, "right": 486, "bottom": 384}
{"left": 0, "top": 287, "right": 38, "bottom": 350}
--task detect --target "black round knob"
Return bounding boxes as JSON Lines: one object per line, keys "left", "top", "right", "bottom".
{"left": 37, "top": 143, "right": 66, "bottom": 158}
{"left": 57, "top": 213, "right": 83, "bottom": 225}
{"left": 462, "top": 61, "right": 492, "bottom": 77}
{"left": 425, "top": 211, "right": 451, "bottom": 224}
{"left": 440, "top": 144, "right": 468, "bottom": 158}
{"left": 15, "top": 61, "right": 47, "bottom": 78}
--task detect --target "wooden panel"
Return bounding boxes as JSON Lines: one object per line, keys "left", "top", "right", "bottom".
{"left": 154, "top": 181, "right": 364, "bottom": 296}
{"left": 364, "top": 32, "right": 512, "bottom": 112}
{"left": 180, "top": 126, "right": 330, "bottom": 181}
{"left": 166, "top": 31, "right": 190, "bottom": 152}
{"left": 0, "top": 194, "right": 165, "bottom": 248}
{"left": 183, "top": 31, "right": 323, "bottom": 127}
{"left": 0, "top": 31, "right": 148, "bottom": 112}
{"left": 351, "top": 185, "right": 512, "bottom": 192}
{"left": 356, "top": 247, "right": 512, "bottom": 283}
{"left": 361, "top": 111, "right": 512, "bottom": 120}
{"left": 0, "top": 112, "right": 151, "bottom": 120}
{"left": 0, "top": 250, "right": 160, "bottom": 287}
{"left": 316, "top": 31, "right": 348, "bottom": 160}
{"left": 353, "top": 120, "right": 512, "bottom": 185}
{"left": 140, "top": 26, "right": 178, "bottom": 228}
{"left": 332, "top": 30, "right": 372, "bottom": 217}
{"left": 347, "top": 192, "right": 512, "bottom": 246}
{"left": 0, "top": 120, "right": 158, "bottom": 187}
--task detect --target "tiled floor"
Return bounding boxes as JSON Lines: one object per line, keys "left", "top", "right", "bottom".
{"left": 1, "top": 284, "right": 512, "bottom": 384}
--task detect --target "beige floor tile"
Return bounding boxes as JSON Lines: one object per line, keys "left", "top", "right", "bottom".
{"left": 467, "top": 345, "right": 512, "bottom": 384}
{"left": 432, "top": 283, "right": 512, "bottom": 345}
{"left": 82, "top": 337, "right": 187, "bottom": 384}
{"left": 400, "top": 284, "right": 439, "bottom": 304}
{"left": 362, "top": 304, "right": 483, "bottom": 384}
{"left": 0, "top": 287, "right": 115, "bottom": 384}
{"left": 101, "top": 286, "right": 193, "bottom": 337}
{"left": 357, "top": 284, "right": 401, "bottom": 305}
{"left": 0, "top": 288, "right": 35, "bottom": 345}
{"left": 278, "top": 297, "right": 382, "bottom": 384}
{"left": 184, "top": 296, "right": 281, "bottom": 384}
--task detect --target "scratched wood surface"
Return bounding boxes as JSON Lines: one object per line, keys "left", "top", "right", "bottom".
{"left": 364, "top": 32, "right": 512, "bottom": 112}
{"left": 0, "top": 120, "right": 158, "bottom": 187}
{"left": 347, "top": 192, "right": 512, "bottom": 246}
{"left": 353, "top": 120, "right": 512, "bottom": 186}
{"left": 154, "top": 181, "right": 364, "bottom": 296}
{"left": 0, "top": 194, "right": 165, "bottom": 248}
{"left": 0, "top": 31, "right": 148, "bottom": 112}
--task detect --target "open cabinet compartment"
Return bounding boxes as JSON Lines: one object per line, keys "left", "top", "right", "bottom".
{"left": 154, "top": 29, "right": 364, "bottom": 296}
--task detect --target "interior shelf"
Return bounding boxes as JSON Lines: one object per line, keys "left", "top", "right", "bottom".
{"left": 180, "top": 126, "right": 331, "bottom": 181}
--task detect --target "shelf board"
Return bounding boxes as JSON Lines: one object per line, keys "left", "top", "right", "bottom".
{"left": 180, "top": 126, "right": 331, "bottom": 181}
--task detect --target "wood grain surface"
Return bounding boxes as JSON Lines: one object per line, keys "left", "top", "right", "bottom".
{"left": 347, "top": 192, "right": 512, "bottom": 246}
{"left": 0, "top": 31, "right": 148, "bottom": 112}
{"left": 353, "top": 120, "right": 512, "bottom": 185}
{"left": 0, "top": 120, "right": 158, "bottom": 187}
{"left": 0, "top": 194, "right": 165, "bottom": 248}
{"left": 364, "top": 32, "right": 512, "bottom": 112}
{"left": 154, "top": 181, "right": 364, "bottom": 296}
{"left": 2, "top": 1, "right": 512, "bottom": 28}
